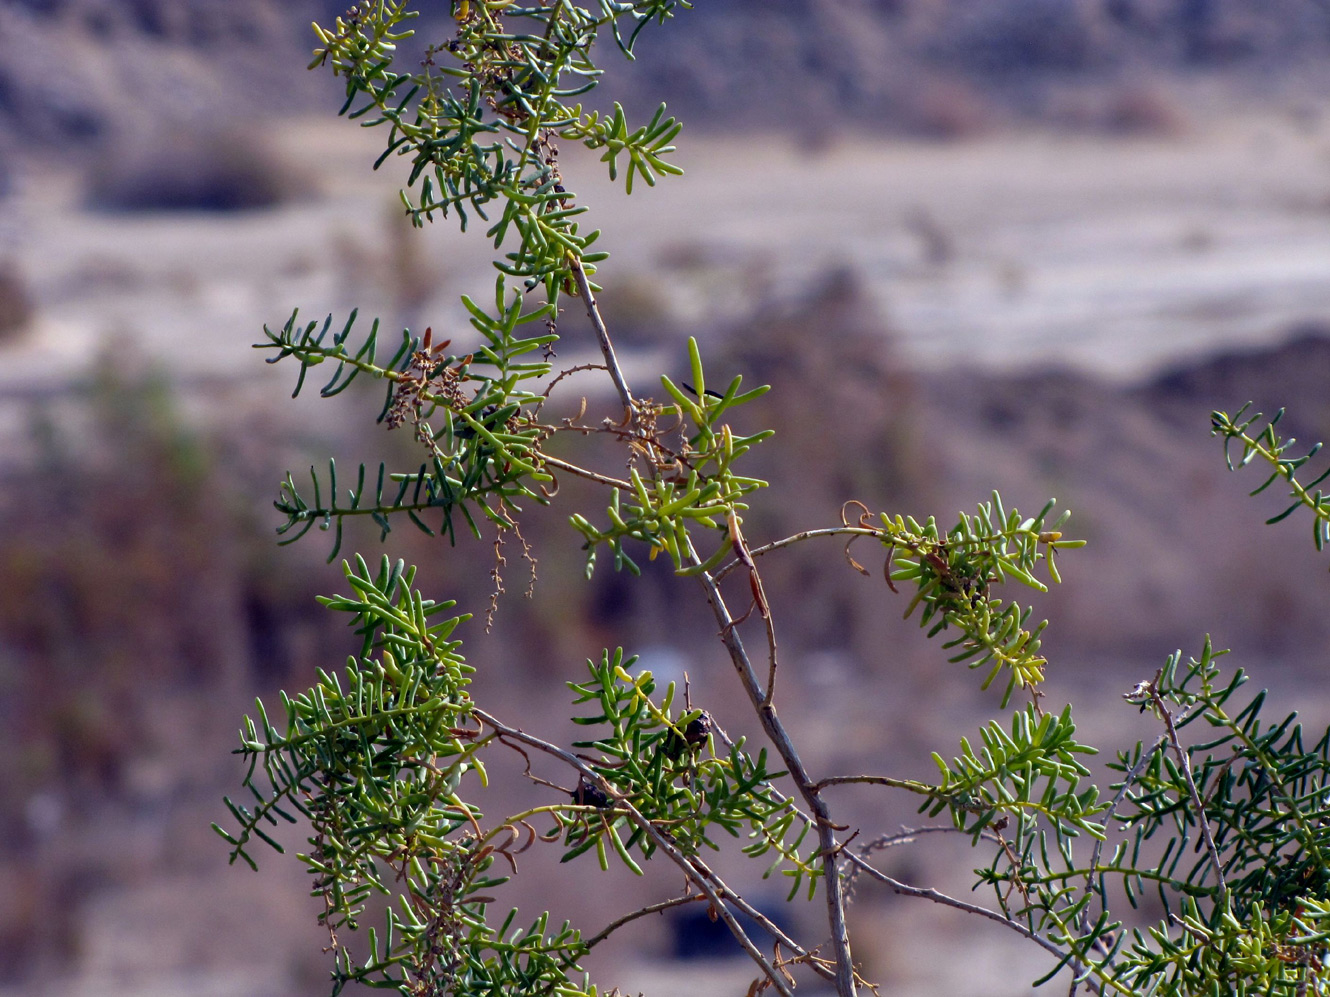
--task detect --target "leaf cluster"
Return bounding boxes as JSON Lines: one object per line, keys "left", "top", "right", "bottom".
{"left": 928, "top": 705, "right": 1104, "bottom": 840}
{"left": 958, "top": 637, "right": 1330, "bottom": 997}
{"left": 570, "top": 338, "right": 772, "bottom": 576}
{"left": 565, "top": 650, "right": 822, "bottom": 897}
{"left": 1105, "top": 640, "right": 1330, "bottom": 994}
{"left": 1212, "top": 404, "right": 1330, "bottom": 558}
{"left": 258, "top": 278, "right": 558, "bottom": 559}
{"left": 213, "top": 557, "right": 555, "bottom": 992}
{"left": 311, "top": 0, "right": 688, "bottom": 300}
{"left": 880, "top": 492, "right": 1083, "bottom": 705}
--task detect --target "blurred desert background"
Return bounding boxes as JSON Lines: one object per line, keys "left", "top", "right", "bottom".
{"left": 3, "top": 1, "right": 1330, "bottom": 995}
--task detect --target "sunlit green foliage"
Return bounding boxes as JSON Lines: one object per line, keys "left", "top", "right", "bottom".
{"left": 310, "top": 0, "right": 686, "bottom": 299}
{"left": 927, "top": 705, "right": 1105, "bottom": 839}
{"left": 566, "top": 650, "right": 822, "bottom": 897}
{"left": 260, "top": 277, "right": 557, "bottom": 558}
{"left": 878, "top": 493, "right": 1084, "bottom": 705}
{"left": 214, "top": 4, "right": 1330, "bottom": 995}
{"left": 1213, "top": 404, "right": 1330, "bottom": 556}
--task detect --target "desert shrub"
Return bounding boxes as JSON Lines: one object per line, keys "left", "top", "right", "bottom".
{"left": 185, "top": 5, "right": 1330, "bottom": 997}
{"left": 87, "top": 124, "right": 306, "bottom": 213}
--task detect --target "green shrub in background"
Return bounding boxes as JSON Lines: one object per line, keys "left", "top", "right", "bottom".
{"left": 213, "top": 4, "right": 1330, "bottom": 994}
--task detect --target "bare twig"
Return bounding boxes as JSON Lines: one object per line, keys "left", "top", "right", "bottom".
{"left": 813, "top": 774, "right": 936, "bottom": 796}
{"left": 723, "top": 511, "right": 779, "bottom": 703}
{"left": 842, "top": 852, "right": 1109, "bottom": 995}
{"left": 843, "top": 825, "right": 1001, "bottom": 902}
{"left": 1147, "top": 678, "right": 1228, "bottom": 909}
{"left": 844, "top": 852, "right": 1067, "bottom": 959}
{"left": 687, "top": 540, "right": 859, "bottom": 997}
{"left": 538, "top": 452, "right": 633, "bottom": 491}
{"left": 580, "top": 891, "right": 706, "bottom": 950}
{"left": 537, "top": 362, "right": 609, "bottom": 409}
{"left": 571, "top": 260, "right": 633, "bottom": 415}
{"left": 714, "top": 527, "right": 884, "bottom": 582}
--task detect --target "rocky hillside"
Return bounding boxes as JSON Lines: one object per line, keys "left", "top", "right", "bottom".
{"left": 4, "top": 0, "right": 1330, "bottom": 156}
{"left": 616, "top": 0, "right": 1330, "bottom": 132}
{"left": 0, "top": 0, "right": 338, "bottom": 150}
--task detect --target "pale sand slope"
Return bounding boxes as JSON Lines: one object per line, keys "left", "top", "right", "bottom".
{"left": 5, "top": 107, "right": 1330, "bottom": 394}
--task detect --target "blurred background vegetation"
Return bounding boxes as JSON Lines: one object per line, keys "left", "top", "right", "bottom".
{"left": 2, "top": 2, "right": 1330, "bottom": 994}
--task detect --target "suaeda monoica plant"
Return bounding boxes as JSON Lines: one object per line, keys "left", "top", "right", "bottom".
{"left": 215, "top": 4, "right": 1330, "bottom": 995}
